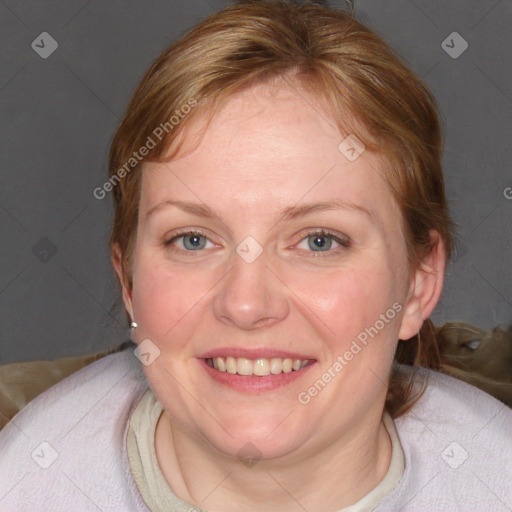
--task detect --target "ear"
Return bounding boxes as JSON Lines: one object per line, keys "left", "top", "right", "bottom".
{"left": 398, "top": 231, "right": 446, "bottom": 340}
{"left": 111, "top": 242, "right": 134, "bottom": 322}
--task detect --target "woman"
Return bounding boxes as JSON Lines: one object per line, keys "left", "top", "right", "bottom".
{"left": 1, "top": 1, "right": 510, "bottom": 510}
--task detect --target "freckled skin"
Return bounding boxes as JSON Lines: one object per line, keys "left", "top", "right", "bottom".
{"left": 114, "top": 80, "right": 445, "bottom": 511}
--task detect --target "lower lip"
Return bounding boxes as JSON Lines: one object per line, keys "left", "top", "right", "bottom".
{"left": 199, "top": 359, "right": 317, "bottom": 392}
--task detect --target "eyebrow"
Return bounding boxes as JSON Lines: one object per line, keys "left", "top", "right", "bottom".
{"left": 145, "top": 199, "right": 372, "bottom": 222}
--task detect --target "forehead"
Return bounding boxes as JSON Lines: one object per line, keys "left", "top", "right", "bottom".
{"left": 139, "top": 81, "right": 401, "bottom": 227}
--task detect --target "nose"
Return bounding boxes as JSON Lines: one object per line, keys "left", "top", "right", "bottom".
{"left": 212, "top": 247, "right": 290, "bottom": 330}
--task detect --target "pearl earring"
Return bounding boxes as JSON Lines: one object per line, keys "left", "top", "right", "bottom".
{"left": 129, "top": 320, "right": 138, "bottom": 343}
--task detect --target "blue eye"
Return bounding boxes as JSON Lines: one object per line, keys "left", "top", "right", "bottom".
{"left": 308, "top": 234, "right": 333, "bottom": 251}
{"left": 165, "top": 231, "right": 213, "bottom": 251}
{"left": 182, "top": 233, "right": 207, "bottom": 250}
{"left": 297, "top": 230, "right": 350, "bottom": 254}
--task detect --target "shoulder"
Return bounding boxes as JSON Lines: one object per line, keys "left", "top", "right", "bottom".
{"left": 0, "top": 347, "right": 151, "bottom": 511}
{"left": 397, "top": 365, "right": 512, "bottom": 439}
{"left": 378, "top": 365, "right": 512, "bottom": 511}
{"left": 1, "top": 347, "right": 147, "bottom": 436}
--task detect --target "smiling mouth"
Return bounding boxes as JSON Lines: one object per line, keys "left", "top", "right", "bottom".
{"left": 205, "top": 356, "right": 313, "bottom": 377}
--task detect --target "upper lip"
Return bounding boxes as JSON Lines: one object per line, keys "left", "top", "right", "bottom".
{"left": 198, "top": 347, "right": 316, "bottom": 360}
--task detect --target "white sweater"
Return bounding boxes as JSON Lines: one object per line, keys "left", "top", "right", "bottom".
{"left": 0, "top": 347, "right": 510, "bottom": 511}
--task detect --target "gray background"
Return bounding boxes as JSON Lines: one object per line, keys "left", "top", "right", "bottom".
{"left": 1, "top": 0, "right": 511, "bottom": 364}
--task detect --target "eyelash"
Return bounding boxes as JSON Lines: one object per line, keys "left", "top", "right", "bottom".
{"left": 296, "top": 229, "right": 352, "bottom": 256}
{"left": 163, "top": 229, "right": 351, "bottom": 257}
{"left": 163, "top": 229, "right": 213, "bottom": 255}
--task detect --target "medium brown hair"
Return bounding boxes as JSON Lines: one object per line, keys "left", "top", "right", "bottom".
{"left": 108, "top": 0, "right": 455, "bottom": 417}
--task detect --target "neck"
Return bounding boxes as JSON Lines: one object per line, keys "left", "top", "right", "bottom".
{"left": 155, "top": 407, "right": 393, "bottom": 511}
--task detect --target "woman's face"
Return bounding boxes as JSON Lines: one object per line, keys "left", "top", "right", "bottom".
{"left": 123, "top": 80, "right": 427, "bottom": 460}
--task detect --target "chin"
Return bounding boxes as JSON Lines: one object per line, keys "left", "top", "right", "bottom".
{"left": 193, "top": 412, "right": 311, "bottom": 461}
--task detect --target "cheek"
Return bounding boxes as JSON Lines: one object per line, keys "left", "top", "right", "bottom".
{"left": 130, "top": 254, "right": 211, "bottom": 345}
{"left": 290, "top": 267, "right": 402, "bottom": 410}
{"left": 305, "top": 268, "right": 403, "bottom": 385}
{"left": 294, "top": 263, "right": 401, "bottom": 337}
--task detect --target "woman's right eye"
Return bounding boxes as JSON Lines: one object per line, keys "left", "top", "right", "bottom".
{"left": 164, "top": 231, "right": 215, "bottom": 252}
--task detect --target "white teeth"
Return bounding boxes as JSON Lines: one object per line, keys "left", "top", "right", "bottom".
{"left": 237, "top": 358, "right": 253, "bottom": 376}
{"left": 270, "top": 358, "right": 283, "bottom": 374}
{"left": 207, "top": 356, "right": 311, "bottom": 376}
{"left": 254, "top": 358, "right": 270, "bottom": 376}
{"left": 226, "top": 356, "right": 237, "bottom": 374}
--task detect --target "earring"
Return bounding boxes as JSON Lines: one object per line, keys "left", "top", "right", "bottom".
{"left": 130, "top": 320, "right": 138, "bottom": 343}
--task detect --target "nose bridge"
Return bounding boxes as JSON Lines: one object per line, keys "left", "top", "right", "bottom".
{"left": 213, "top": 244, "right": 289, "bottom": 329}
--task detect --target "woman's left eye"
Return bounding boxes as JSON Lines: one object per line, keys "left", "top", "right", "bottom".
{"left": 296, "top": 230, "right": 350, "bottom": 254}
